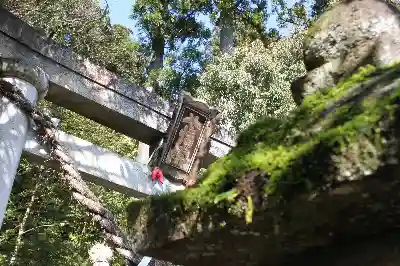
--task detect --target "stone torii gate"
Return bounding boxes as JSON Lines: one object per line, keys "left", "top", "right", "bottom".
{"left": 0, "top": 7, "right": 236, "bottom": 266}
{"left": 0, "top": 7, "right": 235, "bottom": 197}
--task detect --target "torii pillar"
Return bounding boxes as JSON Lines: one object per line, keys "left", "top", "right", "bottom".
{"left": 0, "top": 58, "right": 49, "bottom": 228}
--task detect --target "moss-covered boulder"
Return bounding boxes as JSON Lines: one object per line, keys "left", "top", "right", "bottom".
{"left": 126, "top": 64, "right": 400, "bottom": 266}
{"left": 291, "top": 0, "right": 400, "bottom": 105}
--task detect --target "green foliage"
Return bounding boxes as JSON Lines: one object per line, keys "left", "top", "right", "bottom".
{"left": 273, "top": 0, "right": 312, "bottom": 30}
{"left": 132, "top": 0, "right": 212, "bottom": 99}
{"left": 1, "top": 159, "right": 132, "bottom": 265}
{"left": 131, "top": 0, "right": 318, "bottom": 102}
{"left": 103, "top": 24, "right": 149, "bottom": 84}
{"left": 48, "top": 102, "right": 138, "bottom": 160}
{"left": 1, "top": 1, "right": 141, "bottom": 265}
{"left": 214, "top": 0, "right": 272, "bottom": 45}
{"left": 0, "top": 99, "right": 137, "bottom": 265}
{"left": 132, "top": 0, "right": 210, "bottom": 45}
{"left": 4, "top": 0, "right": 147, "bottom": 84}
{"left": 206, "top": 0, "right": 314, "bottom": 52}
{"left": 196, "top": 35, "right": 305, "bottom": 132}
{"left": 1, "top": 162, "right": 95, "bottom": 265}
{"left": 148, "top": 40, "right": 212, "bottom": 99}
{"left": 131, "top": 0, "right": 313, "bottom": 99}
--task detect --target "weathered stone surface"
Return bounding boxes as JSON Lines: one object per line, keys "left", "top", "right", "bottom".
{"left": 0, "top": 7, "right": 235, "bottom": 163}
{"left": 283, "top": 232, "right": 400, "bottom": 266}
{"left": 126, "top": 64, "right": 400, "bottom": 266}
{"left": 0, "top": 8, "right": 171, "bottom": 116}
{"left": 23, "top": 129, "right": 185, "bottom": 197}
{"left": 128, "top": 176, "right": 400, "bottom": 266}
{"left": 291, "top": 0, "right": 400, "bottom": 105}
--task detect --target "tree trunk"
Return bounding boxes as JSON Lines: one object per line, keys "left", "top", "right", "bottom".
{"left": 140, "top": 38, "right": 164, "bottom": 165}
{"left": 143, "top": 0, "right": 167, "bottom": 162}
{"left": 219, "top": 10, "right": 234, "bottom": 54}
{"left": 149, "top": 36, "right": 165, "bottom": 70}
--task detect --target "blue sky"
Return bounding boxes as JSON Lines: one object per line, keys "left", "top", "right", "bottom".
{"left": 100, "top": 0, "right": 138, "bottom": 37}
{"left": 100, "top": 0, "right": 214, "bottom": 40}
{"left": 99, "top": 0, "right": 304, "bottom": 39}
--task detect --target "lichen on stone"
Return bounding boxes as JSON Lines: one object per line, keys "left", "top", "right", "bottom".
{"left": 294, "top": 0, "right": 400, "bottom": 104}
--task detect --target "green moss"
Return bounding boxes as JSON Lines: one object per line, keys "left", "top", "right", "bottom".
{"left": 194, "top": 65, "right": 384, "bottom": 201}
{"left": 129, "top": 63, "right": 400, "bottom": 226}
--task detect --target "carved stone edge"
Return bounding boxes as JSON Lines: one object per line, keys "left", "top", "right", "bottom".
{"left": 182, "top": 91, "right": 220, "bottom": 118}
{"left": 0, "top": 57, "right": 49, "bottom": 99}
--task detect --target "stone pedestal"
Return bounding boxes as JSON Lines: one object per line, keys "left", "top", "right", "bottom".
{"left": 0, "top": 58, "right": 48, "bottom": 228}
{"left": 89, "top": 243, "right": 113, "bottom": 266}
{"left": 136, "top": 142, "right": 150, "bottom": 164}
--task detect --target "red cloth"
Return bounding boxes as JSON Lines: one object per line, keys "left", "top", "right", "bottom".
{"left": 151, "top": 167, "right": 164, "bottom": 184}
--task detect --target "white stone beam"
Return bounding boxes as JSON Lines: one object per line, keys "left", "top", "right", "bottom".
{"left": 23, "top": 130, "right": 185, "bottom": 198}
{"left": 138, "top": 257, "right": 152, "bottom": 266}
